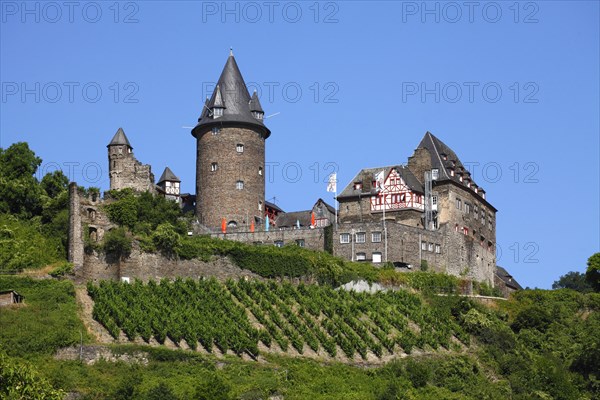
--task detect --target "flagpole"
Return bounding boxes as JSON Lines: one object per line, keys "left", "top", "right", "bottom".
{"left": 383, "top": 191, "right": 387, "bottom": 263}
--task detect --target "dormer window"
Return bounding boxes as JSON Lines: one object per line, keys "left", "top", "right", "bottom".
{"left": 354, "top": 182, "right": 362, "bottom": 190}
{"left": 253, "top": 111, "right": 264, "bottom": 120}
{"left": 440, "top": 153, "right": 447, "bottom": 160}
{"left": 431, "top": 169, "right": 439, "bottom": 180}
{"left": 213, "top": 107, "right": 224, "bottom": 118}
{"left": 459, "top": 174, "right": 463, "bottom": 182}
{"left": 449, "top": 168, "right": 455, "bottom": 177}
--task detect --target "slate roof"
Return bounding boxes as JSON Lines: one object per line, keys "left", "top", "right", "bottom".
{"left": 249, "top": 91, "right": 264, "bottom": 113}
{"left": 192, "top": 53, "right": 270, "bottom": 138}
{"left": 157, "top": 167, "right": 180, "bottom": 184}
{"left": 338, "top": 165, "right": 423, "bottom": 199}
{"left": 418, "top": 131, "right": 496, "bottom": 211}
{"left": 276, "top": 210, "right": 312, "bottom": 228}
{"left": 315, "top": 198, "right": 336, "bottom": 215}
{"left": 107, "top": 128, "right": 132, "bottom": 148}
{"left": 496, "top": 266, "right": 523, "bottom": 291}
{"left": 265, "top": 200, "right": 284, "bottom": 213}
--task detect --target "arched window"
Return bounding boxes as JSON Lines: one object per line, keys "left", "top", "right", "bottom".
{"left": 211, "top": 162, "right": 218, "bottom": 172}
{"left": 227, "top": 221, "right": 238, "bottom": 228}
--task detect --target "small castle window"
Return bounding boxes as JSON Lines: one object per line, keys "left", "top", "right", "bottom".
{"left": 340, "top": 233, "right": 350, "bottom": 244}
{"left": 127, "top": 148, "right": 132, "bottom": 154}
{"left": 355, "top": 232, "right": 366, "bottom": 243}
{"left": 449, "top": 169, "right": 455, "bottom": 177}
{"left": 456, "top": 198, "right": 462, "bottom": 210}
{"left": 372, "top": 232, "right": 382, "bottom": 243}
{"left": 112, "top": 160, "right": 116, "bottom": 168}
{"left": 228, "top": 221, "right": 237, "bottom": 228}
{"left": 372, "top": 252, "right": 382, "bottom": 263}
{"left": 274, "top": 240, "right": 284, "bottom": 248}
{"left": 431, "top": 169, "right": 439, "bottom": 180}
{"left": 211, "top": 162, "right": 218, "bottom": 172}
{"left": 258, "top": 167, "right": 263, "bottom": 176}
{"left": 428, "top": 243, "right": 433, "bottom": 252}
{"left": 356, "top": 252, "right": 366, "bottom": 261}
{"left": 421, "top": 241, "right": 427, "bottom": 250}
{"left": 258, "top": 201, "right": 263, "bottom": 211}
{"left": 296, "top": 239, "right": 305, "bottom": 247}
{"left": 435, "top": 244, "right": 441, "bottom": 254}
{"left": 236, "top": 180, "right": 244, "bottom": 190}
{"left": 212, "top": 127, "right": 220, "bottom": 135}
{"left": 236, "top": 144, "right": 244, "bottom": 153}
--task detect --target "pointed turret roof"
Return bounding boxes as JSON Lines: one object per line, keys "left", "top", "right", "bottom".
{"left": 157, "top": 167, "right": 180, "bottom": 184}
{"left": 192, "top": 52, "right": 270, "bottom": 138}
{"left": 249, "top": 90, "right": 264, "bottom": 113}
{"left": 107, "top": 128, "right": 132, "bottom": 148}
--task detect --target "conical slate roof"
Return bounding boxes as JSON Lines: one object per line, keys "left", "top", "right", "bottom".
{"left": 192, "top": 53, "right": 270, "bottom": 138}
{"left": 249, "top": 91, "right": 264, "bottom": 113}
{"left": 157, "top": 167, "right": 180, "bottom": 184}
{"left": 107, "top": 128, "right": 132, "bottom": 148}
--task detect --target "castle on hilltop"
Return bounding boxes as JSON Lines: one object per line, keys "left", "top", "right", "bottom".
{"left": 69, "top": 52, "right": 513, "bottom": 291}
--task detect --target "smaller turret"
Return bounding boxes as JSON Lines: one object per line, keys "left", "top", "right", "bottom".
{"left": 107, "top": 128, "right": 155, "bottom": 193}
{"left": 157, "top": 167, "right": 181, "bottom": 202}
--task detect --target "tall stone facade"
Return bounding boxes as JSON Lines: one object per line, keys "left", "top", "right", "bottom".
{"left": 192, "top": 53, "right": 270, "bottom": 229}
{"left": 335, "top": 132, "right": 498, "bottom": 285}
{"left": 107, "top": 128, "right": 155, "bottom": 193}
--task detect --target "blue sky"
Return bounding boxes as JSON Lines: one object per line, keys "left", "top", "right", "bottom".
{"left": 1, "top": 1, "right": 598, "bottom": 289}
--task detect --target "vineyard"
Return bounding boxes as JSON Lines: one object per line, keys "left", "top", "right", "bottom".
{"left": 87, "top": 278, "right": 471, "bottom": 361}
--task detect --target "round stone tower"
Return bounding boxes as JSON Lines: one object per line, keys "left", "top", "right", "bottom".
{"left": 191, "top": 52, "right": 271, "bottom": 229}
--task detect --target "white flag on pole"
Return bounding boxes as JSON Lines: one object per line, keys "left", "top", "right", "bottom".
{"left": 374, "top": 170, "right": 385, "bottom": 191}
{"left": 327, "top": 172, "right": 337, "bottom": 193}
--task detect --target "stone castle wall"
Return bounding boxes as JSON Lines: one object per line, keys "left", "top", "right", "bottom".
{"left": 108, "top": 144, "right": 155, "bottom": 193}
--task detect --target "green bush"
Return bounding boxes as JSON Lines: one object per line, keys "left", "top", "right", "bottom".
{"left": 49, "top": 261, "right": 74, "bottom": 278}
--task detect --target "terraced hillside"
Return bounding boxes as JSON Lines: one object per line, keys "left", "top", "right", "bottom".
{"left": 87, "top": 278, "right": 470, "bottom": 362}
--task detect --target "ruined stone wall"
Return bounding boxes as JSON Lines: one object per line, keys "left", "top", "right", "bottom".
{"left": 108, "top": 144, "right": 155, "bottom": 193}
{"left": 195, "top": 126, "right": 265, "bottom": 229}
{"left": 76, "top": 247, "right": 261, "bottom": 284}
{"left": 68, "top": 183, "right": 84, "bottom": 269}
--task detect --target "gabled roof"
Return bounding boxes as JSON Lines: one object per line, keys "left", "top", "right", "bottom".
{"left": 314, "top": 198, "right": 336, "bottom": 215}
{"left": 496, "top": 266, "right": 524, "bottom": 291}
{"left": 338, "top": 165, "right": 423, "bottom": 199}
{"left": 417, "top": 131, "right": 497, "bottom": 212}
{"left": 193, "top": 52, "right": 270, "bottom": 137}
{"left": 107, "top": 128, "right": 132, "bottom": 148}
{"left": 157, "top": 167, "right": 180, "bottom": 184}
{"left": 265, "top": 200, "right": 284, "bottom": 213}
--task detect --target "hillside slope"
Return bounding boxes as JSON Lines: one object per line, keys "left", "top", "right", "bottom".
{"left": 1, "top": 275, "right": 598, "bottom": 399}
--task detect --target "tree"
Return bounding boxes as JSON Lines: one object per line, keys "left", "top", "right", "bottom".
{"left": 146, "top": 382, "right": 179, "bottom": 400}
{"left": 194, "top": 374, "right": 231, "bottom": 400}
{"left": 40, "top": 170, "right": 69, "bottom": 198}
{"left": 586, "top": 253, "right": 600, "bottom": 292}
{"left": 0, "top": 142, "right": 43, "bottom": 217}
{"left": 552, "top": 271, "right": 593, "bottom": 293}
{"left": 103, "top": 227, "right": 132, "bottom": 262}
{"left": 152, "top": 223, "right": 181, "bottom": 257}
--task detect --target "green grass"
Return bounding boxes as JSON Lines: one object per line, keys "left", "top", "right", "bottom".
{"left": 0, "top": 276, "right": 88, "bottom": 359}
